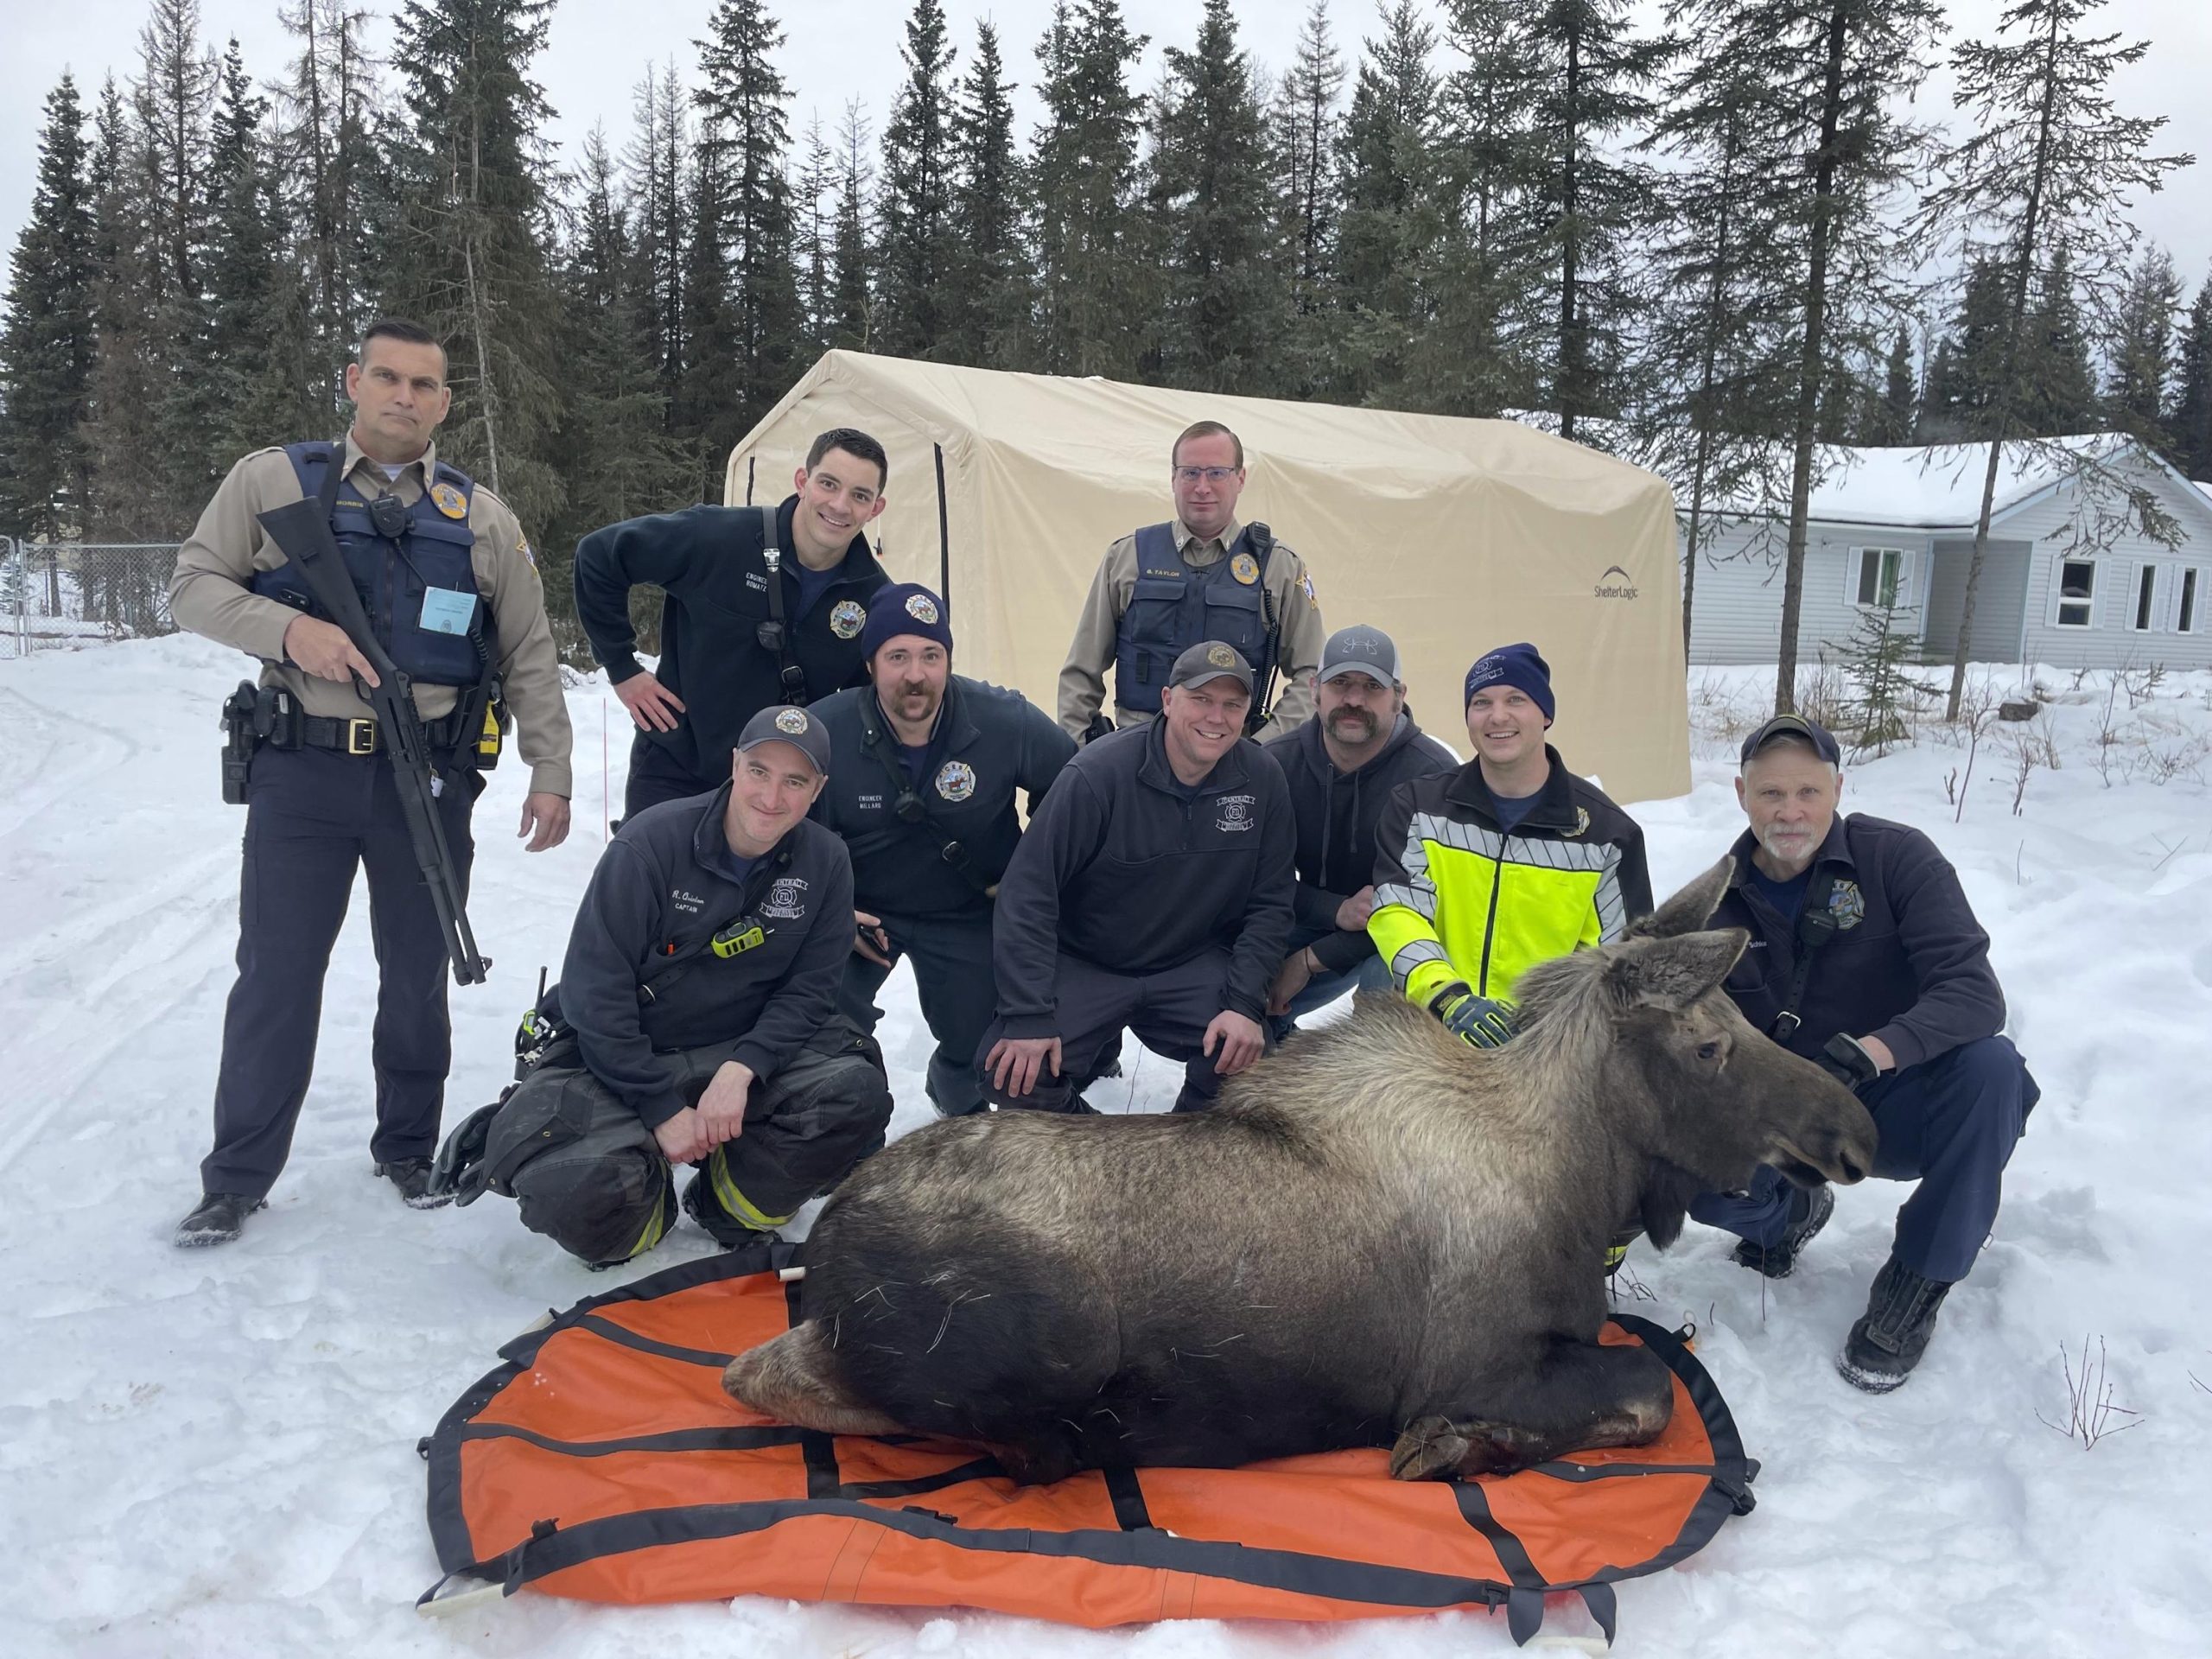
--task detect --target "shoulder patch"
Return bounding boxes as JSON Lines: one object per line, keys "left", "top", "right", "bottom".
{"left": 1299, "top": 571, "right": 1318, "bottom": 609}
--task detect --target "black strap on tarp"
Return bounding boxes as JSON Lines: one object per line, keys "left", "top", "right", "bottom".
{"left": 421, "top": 1248, "right": 1751, "bottom": 1642}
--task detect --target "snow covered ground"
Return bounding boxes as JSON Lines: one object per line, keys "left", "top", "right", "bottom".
{"left": 3, "top": 636, "right": 2208, "bottom": 1657}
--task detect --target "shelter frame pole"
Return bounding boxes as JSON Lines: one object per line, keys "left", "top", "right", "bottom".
{"left": 933, "top": 443, "right": 950, "bottom": 602}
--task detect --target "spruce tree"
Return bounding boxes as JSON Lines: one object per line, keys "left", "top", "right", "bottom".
{"left": 696, "top": 0, "right": 806, "bottom": 430}
{"left": 1923, "top": 255, "right": 2013, "bottom": 442}
{"left": 2105, "top": 245, "right": 2183, "bottom": 446}
{"left": 385, "top": 0, "right": 569, "bottom": 534}
{"left": 81, "top": 74, "right": 170, "bottom": 540}
{"left": 1149, "top": 0, "right": 1287, "bottom": 393}
{"left": 679, "top": 123, "right": 742, "bottom": 497}
{"left": 830, "top": 100, "right": 875, "bottom": 352}
{"left": 2017, "top": 247, "right": 2098, "bottom": 435}
{"left": 1913, "top": 0, "right": 2191, "bottom": 714}
{"left": 626, "top": 62, "right": 690, "bottom": 417}
{"left": 0, "top": 74, "right": 99, "bottom": 539}
{"left": 1030, "top": 1, "right": 1148, "bottom": 378}
{"left": 795, "top": 111, "right": 836, "bottom": 350}
{"left": 1277, "top": 3, "right": 1347, "bottom": 343}
{"left": 876, "top": 0, "right": 957, "bottom": 359}
{"left": 2171, "top": 276, "right": 2212, "bottom": 480}
{"left": 1334, "top": 3, "right": 1451, "bottom": 410}
{"left": 1871, "top": 325, "right": 1917, "bottom": 443}
{"left": 947, "top": 22, "right": 1034, "bottom": 368}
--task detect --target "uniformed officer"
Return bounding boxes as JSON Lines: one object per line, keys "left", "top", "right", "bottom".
{"left": 1262, "top": 625, "right": 1457, "bottom": 1033}
{"left": 809, "top": 583, "right": 1077, "bottom": 1116}
{"left": 439, "top": 706, "right": 893, "bottom": 1267}
{"left": 1057, "top": 421, "right": 1327, "bottom": 743}
{"left": 575, "top": 428, "right": 892, "bottom": 817}
{"left": 983, "top": 642, "right": 1297, "bottom": 1115}
{"left": 1688, "top": 715, "right": 2038, "bottom": 1393}
{"left": 167, "top": 318, "right": 574, "bottom": 1245}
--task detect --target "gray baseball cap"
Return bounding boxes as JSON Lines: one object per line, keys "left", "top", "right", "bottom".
{"left": 735, "top": 704, "right": 832, "bottom": 776}
{"left": 1167, "top": 641, "right": 1255, "bottom": 693}
{"left": 1317, "top": 624, "right": 1402, "bottom": 686}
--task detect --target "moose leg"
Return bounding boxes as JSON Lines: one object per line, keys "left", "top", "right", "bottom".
{"left": 1390, "top": 1339, "right": 1675, "bottom": 1481}
{"left": 722, "top": 1320, "right": 907, "bottom": 1437}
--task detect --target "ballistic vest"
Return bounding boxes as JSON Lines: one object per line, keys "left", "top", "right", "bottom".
{"left": 1112, "top": 523, "right": 1275, "bottom": 715}
{"left": 253, "top": 442, "right": 488, "bottom": 689}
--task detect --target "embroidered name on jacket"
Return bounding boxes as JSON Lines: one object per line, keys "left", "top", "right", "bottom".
{"left": 760, "top": 877, "right": 810, "bottom": 920}
{"left": 672, "top": 887, "right": 707, "bottom": 914}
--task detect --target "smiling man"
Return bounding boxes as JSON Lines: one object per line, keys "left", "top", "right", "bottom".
{"left": 1688, "top": 714, "right": 2038, "bottom": 1394}
{"left": 574, "top": 428, "right": 892, "bottom": 817}
{"left": 981, "top": 642, "right": 1296, "bottom": 1115}
{"left": 1057, "top": 421, "right": 1327, "bottom": 743}
{"left": 1368, "top": 643, "right": 1653, "bottom": 1050}
{"left": 435, "top": 704, "right": 892, "bottom": 1268}
{"left": 808, "top": 584, "right": 1076, "bottom": 1117}
{"left": 167, "top": 317, "right": 573, "bottom": 1244}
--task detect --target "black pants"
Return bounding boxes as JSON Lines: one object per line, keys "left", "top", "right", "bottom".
{"left": 501, "top": 1019, "right": 893, "bottom": 1265}
{"left": 200, "top": 744, "right": 478, "bottom": 1199}
{"left": 973, "top": 948, "right": 1243, "bottom": 1114}
{"left": 625, "top": 732, "right": 720, "bottom": 820}
{"left": 837, "top": 906, "right": 998, "bottom": 1115}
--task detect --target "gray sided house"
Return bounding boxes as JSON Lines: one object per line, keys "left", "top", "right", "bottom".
{"left": 1681, "top": 437, "right": 2212, "bottom": 670}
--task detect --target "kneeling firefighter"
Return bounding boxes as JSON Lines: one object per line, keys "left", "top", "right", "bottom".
{"left": 434, "top": 705, "right": 892, "bottom": 1267}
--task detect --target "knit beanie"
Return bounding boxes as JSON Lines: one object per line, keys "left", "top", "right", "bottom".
{"left": 861, "top": 582, "right": 953, "bottom": 660}
{"left": 1463, "top": 642, "right": 1555, "bottom": 722}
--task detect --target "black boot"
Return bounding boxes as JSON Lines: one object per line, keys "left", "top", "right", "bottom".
{"left": 175, "top": 1192, "right": 267, "bottom": 1248}
{"left": 682, "top": 1169, "right": 780, "bottom": 1247}
{"left": 376, "top": 1157, "right": 453, "bottom": 1211}
{"left": 1839, "top": 1255, "right": 1953, "bottom": 1393}
{"left": 1732, "top": 1182, "right": 1833, "bottom": 1279}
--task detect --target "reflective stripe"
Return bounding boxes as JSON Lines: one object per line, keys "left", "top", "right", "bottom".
{"left": 625, "top": 1186, "right": 671, "bottom": 1260}
{"left": 1593, "top": 847, "right": 1628, "bottom": 944}
{"left": 1385, "top": 937, "right": 1450, "bottom": 990}
{"left": 709, "top": 1146, "right": 796, "bottom": 1231}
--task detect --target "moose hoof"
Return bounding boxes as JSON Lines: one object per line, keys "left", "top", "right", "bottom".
{"left": 1389, "top": 1416, "right": 1471, "bottom": 1481}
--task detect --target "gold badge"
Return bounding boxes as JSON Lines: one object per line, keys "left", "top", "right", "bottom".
{"left": 429, "top": 481, "right": 468, "bottom": 520}
{"left": 774, "top": 709, "right": 809, "bottom": 735}
{"left": 905, "top": 592, "right": 941, "bottom": 624}
{"left": 1207, "top": 644, "right": 1236, "bottom": 670}
{"left": 1230, "top": 551, "right": 1260, "bottom": 586}
{"left": 830, "top": 599, "right": 867, "bottom": 639}
{"left": 1566, "top": 807, "right": 1592, "bottom": 838}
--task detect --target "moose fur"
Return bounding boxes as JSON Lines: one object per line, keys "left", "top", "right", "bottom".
{"left": 725, "top": 859, "right": 1878, "bottom": 1483}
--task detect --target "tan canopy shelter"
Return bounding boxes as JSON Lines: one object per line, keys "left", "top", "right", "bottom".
{"left": 728, "top": 352, "right": 1688, "bottom": 803}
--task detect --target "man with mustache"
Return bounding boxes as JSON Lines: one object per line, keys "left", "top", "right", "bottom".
{"left": 808, "top": 584, "right": 1077, "bottom": 1117}
{"left": 981, "top": 643, "right": 1297, "bottom": 1115}
{"left": 1057, "top": 421, "right": 1327, "bottom": 743}
{"left": 1261, "top": 626, "right": 1456, "bottom": 1034}
{"left": 1689, "top": 715, "right": 2038, "bottom": 1393}
{"left": 575, "top": 429, "right": 891, "bottom": 817}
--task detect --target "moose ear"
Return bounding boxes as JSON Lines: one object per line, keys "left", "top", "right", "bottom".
{"left": 1629, "top": 856, "right": 1736, "bottom": 941}
{"left": 1605, "top": 927, "right": 1749, "bottom": 1010}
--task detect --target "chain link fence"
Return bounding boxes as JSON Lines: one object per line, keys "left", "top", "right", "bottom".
{"left": 2, "top": 539, "right": 182, "bottom": 660}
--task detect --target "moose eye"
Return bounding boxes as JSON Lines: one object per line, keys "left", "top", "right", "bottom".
{"left": 1695, "top": 1041, "right": 1721, "bottom": 1062}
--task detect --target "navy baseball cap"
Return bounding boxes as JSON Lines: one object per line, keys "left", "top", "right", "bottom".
{"left": 735, "top": 704, "right": 832, "bottom": 776}
{"left": 1738, "top": 713, "right": 1842, "bottom": 766}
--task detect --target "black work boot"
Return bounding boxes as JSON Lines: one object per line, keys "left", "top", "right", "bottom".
{"left": 1732, "top": 1182, "right": 1834, "bottom": 1279}
{"left": 175, "top": 1192, "right": 267, "bottom": 1247}
{"left": 375, "top": 1157, "right": 453, "bottom": 1210}
{"left": 681, "top": 1170, "right": 780, "bottom": 1247}
{"left": 1838, "top": 1255, "right": 1954, "bottom": 1393}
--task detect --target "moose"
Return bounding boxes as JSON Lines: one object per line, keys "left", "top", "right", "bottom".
{"left": 725, "top": 859, "right": 1878, "bottom": 1483}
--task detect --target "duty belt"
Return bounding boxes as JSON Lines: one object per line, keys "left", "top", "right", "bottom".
{"left": 300, "top": 708, "right": 476, "bottom": 756}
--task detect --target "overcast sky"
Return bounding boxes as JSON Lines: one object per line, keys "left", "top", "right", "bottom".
{"left": 5, "top": 0, "right": 2208, "bottom": 332}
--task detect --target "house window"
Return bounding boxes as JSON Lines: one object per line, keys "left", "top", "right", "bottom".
{"left": 2133, "top": 564, "right": 2158, "bottom": 632}
{"left": 2180, "top": 568, "right": 2201, "bottom": 634}
{"left": 1853, "top": 547, "right": 1909, "bottom": 608}
{"left": 2055, "top": 558, "right": 2096, "bottom": 628}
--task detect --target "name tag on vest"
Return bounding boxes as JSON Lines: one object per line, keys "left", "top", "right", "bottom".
{"left": 420, "top": 588, "right": 478, "bottom": 635}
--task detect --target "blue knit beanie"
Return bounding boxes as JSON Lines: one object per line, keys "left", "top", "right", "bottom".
{"left": 1463, "top": 642, "right": 1555, "bottom": 722}
{"left": 861, "top": 582, "right": 953, "bottom": 659}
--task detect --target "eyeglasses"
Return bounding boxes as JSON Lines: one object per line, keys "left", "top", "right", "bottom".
{"left": 1173, "top": 467, "right": 1239, "bottom": 485}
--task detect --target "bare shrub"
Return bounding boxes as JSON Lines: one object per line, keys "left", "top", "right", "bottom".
{"left": 2036, "top": 1336, "right": 2143, "bottom": 1449}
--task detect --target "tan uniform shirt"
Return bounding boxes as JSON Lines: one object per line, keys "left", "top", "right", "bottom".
{"left": 1056, "top": 515, "right": 1326, "bottom": 742}
{"left": 168, "top": 435, "right": 575, "bottom": 797}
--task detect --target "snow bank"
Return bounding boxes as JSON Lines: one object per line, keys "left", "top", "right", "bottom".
{"left": 2, "top": 639, "right": 2206, "bottom": 1656}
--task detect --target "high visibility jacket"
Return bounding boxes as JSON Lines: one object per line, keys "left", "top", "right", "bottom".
{"left": 1368, "top": 749, "right": 1654, "bottom": 1008}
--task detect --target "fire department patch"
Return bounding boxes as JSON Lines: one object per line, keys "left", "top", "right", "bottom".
{"left": 905, "top": 592, "right": 941, "bottom": 624}
{"left": 1827, "top": 880, "right": 1866, "bottom": 930}
{"left": 774, "top": 708, "right": 810, "bottom": 735}
{"left": 830, "top": 599, "right": 867, "bottom": 639}
{"left": 935, "top": 760, "right": 976, "bottom": 803}
{"left": 1230, "top": 551, "right": 1260, "bottom": 586}
{"left": 429, "top": 481, "right": 468, "bottom": 520}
